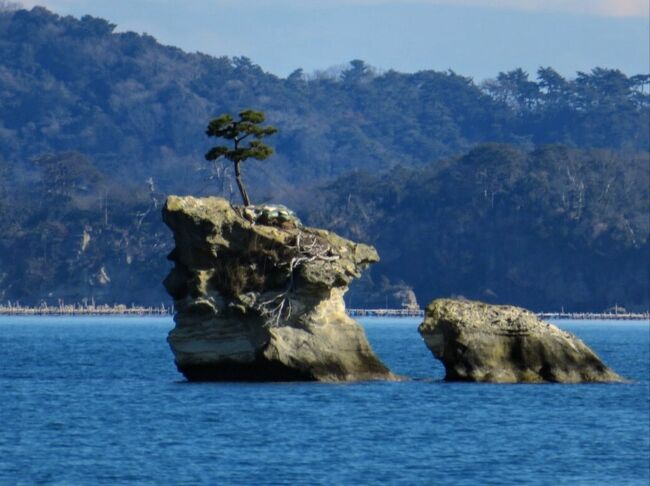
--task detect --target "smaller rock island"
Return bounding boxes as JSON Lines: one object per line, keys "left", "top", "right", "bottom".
{"left": 418, "top": 298, "right": 624, "bottom": 383}
{"left": 163, "top": 196, "right": 395, "bottom": 382}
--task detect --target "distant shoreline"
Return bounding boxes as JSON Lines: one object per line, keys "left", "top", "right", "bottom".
{"left": 0, "top": 305, "right": 648, "bottom": 320}
{"left": 347, "top": 309, "right": 650, "bottom": 321}
{"left": 535, "top": 312, "right": 649, "bottom": 321}
{"left": 0, "top": 303, "right": 172, "bottom": 316}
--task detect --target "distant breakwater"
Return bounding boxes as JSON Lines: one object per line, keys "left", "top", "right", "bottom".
{"left": 536, "top": 312, "right": 650, "bottom": 321}
{"left": 347, "top": 308, "right": 425, "bottom": 317}
{"left": 348, "top": 308, "right": 649, "bottom": 320}
{"left": 0, "top": 304, "right": 647, "bottom": 320}
{"left": 0, "top": 302, "right": 172, "bottom": 316}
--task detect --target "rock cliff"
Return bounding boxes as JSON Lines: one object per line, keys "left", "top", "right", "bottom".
{"left": 162, "top": 196, "right": 394, "bottom": 382}
{"left": 418, "top": 298, "right": 624, "bottom": 383}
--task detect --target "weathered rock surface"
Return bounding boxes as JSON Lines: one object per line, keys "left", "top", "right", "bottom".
{"left": 163, "top": 196, "right": 395, "bottom": 382}
{"left": 418, "top": 298, "right": 624, "bottom": 383}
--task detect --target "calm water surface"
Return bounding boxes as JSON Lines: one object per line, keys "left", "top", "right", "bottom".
{"left": 1, "top": 316, "right": 648, "bottom": 485}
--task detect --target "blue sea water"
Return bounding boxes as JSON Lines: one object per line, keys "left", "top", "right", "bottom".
{"left": 0, "top": 316, "right": 648, "bottom": 485}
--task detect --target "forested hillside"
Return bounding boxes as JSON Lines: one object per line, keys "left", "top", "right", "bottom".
{"left": 306, "top": 145, "right": 649, "bottom": 311}
{"left": 0, "top": 6, "right": 648, "bottom": 310}
{"left": 1, "top": 7, "right": 648, "bottom": 195}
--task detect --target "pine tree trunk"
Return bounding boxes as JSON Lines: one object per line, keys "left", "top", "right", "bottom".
{"left": 234, "top": 161, "right": 251, "bottom": 206}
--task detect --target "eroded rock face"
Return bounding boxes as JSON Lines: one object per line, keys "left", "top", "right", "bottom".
{"left": 163, "top": 196, "right": 394, "bottom": 382}
{"left": 418, "top": 298, "right": 624, "bottom": 383}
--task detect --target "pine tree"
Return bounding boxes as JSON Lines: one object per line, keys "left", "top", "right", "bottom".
{"left": 205, "top": 110, "right": 277, "bottom": 206}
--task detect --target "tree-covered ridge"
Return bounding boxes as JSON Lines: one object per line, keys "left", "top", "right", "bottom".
{"left": 1, "top": 143, "right": 646, "bottom": 311}
{"left": 0, "top": 6, "right": 648, "bottom": 310}
{"left": 0, "top": 7, "right": 648, "bottom": 198}
{"left": 305, "top": 145, "right": 649, "bottom": 311}
{"left": 0, "top": 151, "right": 168, "bottom": 305}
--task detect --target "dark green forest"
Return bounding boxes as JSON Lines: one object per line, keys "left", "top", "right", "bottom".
{"left": 0, "top": 7, "right": 648, "bottom": 310}
{"left": 307, "top": 145, "right": 649, "bottom": 310}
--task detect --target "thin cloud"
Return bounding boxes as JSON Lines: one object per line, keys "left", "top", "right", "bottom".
{"left": 14, "top": 0, "right": 650, "bottom": 18}
{"left": 432, "top": 0, "right": 649, "bottom": 18}
{"left": 220, "top": 0, "right": 649, "bottom": 18}
{"left": 16, "top": 0, "right": 82, "bottom": 9}
{"left": 15, "top": 0, "right": 51, "bottom": 7}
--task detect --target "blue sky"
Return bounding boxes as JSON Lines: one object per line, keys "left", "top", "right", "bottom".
{"left": 19, "top": 0, "right": 650, "bottom": 80}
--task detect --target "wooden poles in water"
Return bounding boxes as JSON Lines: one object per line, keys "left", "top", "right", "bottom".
{"left": 0, "top": 301, "right": 172, "bottom": 316}
{"left": 0, "top": 303, "right": 647, "bottom": 320}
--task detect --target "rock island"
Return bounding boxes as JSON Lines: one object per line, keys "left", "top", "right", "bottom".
{"left": 419, "top": 298, "right": 624, "bottom": 383}
{"left": 163, "top": 196, "right": 395, "bottom": 382}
